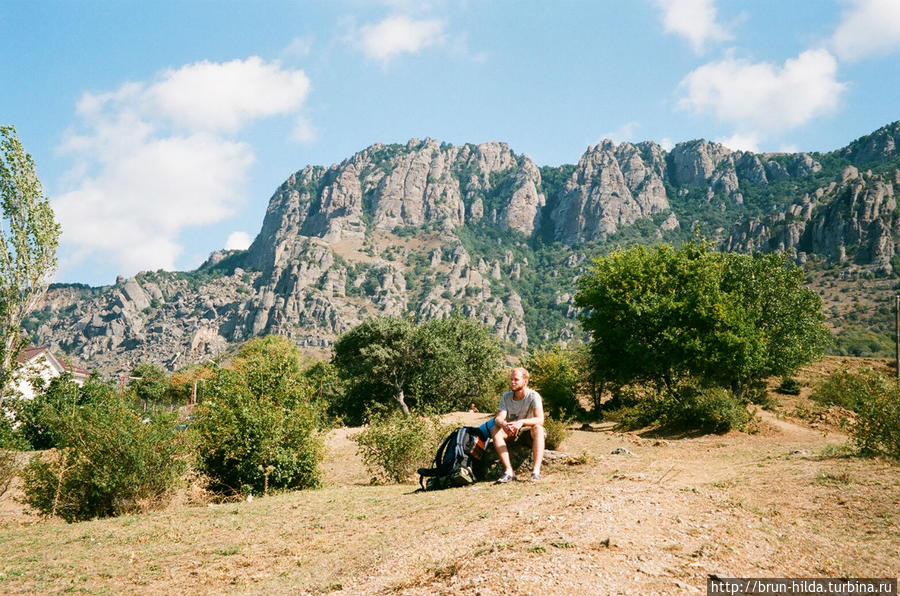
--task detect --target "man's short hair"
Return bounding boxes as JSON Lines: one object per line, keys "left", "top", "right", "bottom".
{"left": 511, "top": 367, "right": 529, "bottom": 381}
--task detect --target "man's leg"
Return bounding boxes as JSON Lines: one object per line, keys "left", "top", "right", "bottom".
{"left": 530, "top": 424, "right": 545, "bottom": 477}
{"left": 491, "top": 425, "right": 515, "bottom": 476}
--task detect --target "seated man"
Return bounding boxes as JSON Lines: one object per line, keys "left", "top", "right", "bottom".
{"left": 491, "top": 367, "right": 545, "bottom": 482}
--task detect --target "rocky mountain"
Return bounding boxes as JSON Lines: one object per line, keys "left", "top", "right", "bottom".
{"left": 26, "top": 122, "right": 900, "bottom": 374}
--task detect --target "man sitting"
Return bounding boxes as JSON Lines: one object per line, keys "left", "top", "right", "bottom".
{"left": 491, "top": 367, "right": 545, "bottom": 482}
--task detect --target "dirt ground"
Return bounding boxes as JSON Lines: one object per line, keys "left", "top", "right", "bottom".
{"left": 0, "top": 357, "right": 898, "bottom": 594}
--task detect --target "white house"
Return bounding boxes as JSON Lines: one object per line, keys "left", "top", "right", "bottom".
{"left": 9, "top": 346, "right": 89, "bottom": 401}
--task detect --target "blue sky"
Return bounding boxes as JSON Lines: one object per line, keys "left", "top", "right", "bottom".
{"left": 2, "top": 0, "right": 899, "bottom": 287}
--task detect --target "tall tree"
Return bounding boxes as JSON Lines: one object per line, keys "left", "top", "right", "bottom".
{"left": 0, "top": 126, "right": 61, "bottom": 397}
{"left": 575, "top": 240, "right": 829, "bottom": 398}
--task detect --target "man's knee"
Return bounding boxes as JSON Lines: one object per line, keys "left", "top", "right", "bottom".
{"left": 530, "top": 424, "right": 545, "bottom": 440}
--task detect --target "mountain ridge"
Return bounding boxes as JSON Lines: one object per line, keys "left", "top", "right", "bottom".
{"left": 27, "top": 122, "right": 900, "bottom": 374}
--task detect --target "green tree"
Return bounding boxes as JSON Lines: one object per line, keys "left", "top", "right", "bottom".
{"left": 333, "top": 317, "right": 421, "bottom": 418}
{"left": 194, "top": 335, "right": 324, "bottom": 496}
{"left": 575, "top": 240, "right": 828, "bottom": 398}
{"left": 524, "top": 345, "right": 581, "bottom": 419}
{"left": 332, "top": 315, "right": 502, "bottom": 422}
{"left": 20, "top": 389, "right": 189, "bottom": 521}
{"left": 128, "top": 362, "right": 168, "bottom": 411}
{"left": 0, "top": 126, "right": 62, "bottom": 399}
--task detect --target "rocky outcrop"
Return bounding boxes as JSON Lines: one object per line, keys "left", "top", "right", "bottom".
{"left": 549, "top": 140, "right": 671, "bottom": 243}
{"left": 27, "top": 125, "right": 900, "bottom": 374}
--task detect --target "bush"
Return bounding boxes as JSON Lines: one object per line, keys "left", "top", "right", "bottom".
{"left": 20, "top": 393, "right": 190, "bottom": 521}
{"left": 0, "top": 449, "right": 17, "bottom": 498}
{"left": 813, "top": 369, "right": 900, "bottom": 459}
{"left": 524, "top": 347, "right": 581, "bottom": 420}
{"left": 612, "top": 383, "right": 749, "bottom": 434}
{"left": 811, "top": 369, "right": 872, "bottom": 411}
{"left": 543, "top": 417, "right": 571, "bottom": 450}
{"left": 15, "top": 372, "right": 112, "bottom": 449}
{"left": 776, "top": 377, "right": 802, "bottom": 395}
{"left": 352, "top": 411, "right": 447, "bottom": 483}
{"left": 194, "top": 336, "right": 325, "bottom": 496}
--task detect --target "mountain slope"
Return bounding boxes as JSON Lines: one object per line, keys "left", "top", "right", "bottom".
{"left": 27, "top": 122, "right": 900, "bottom": 373}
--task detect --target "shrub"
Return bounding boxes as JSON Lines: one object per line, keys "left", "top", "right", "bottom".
{"left": 195, "top": 373, "right": 323, "bottom": 496}
{"left": 20, "top": 393, "right": 190, "bottom": 521}
{"left": 813, "top": 369, "right": 900, "bottom": 459}
{"left": 0, "top": 449, "right": 17, "bottom": 498}
{"left": 543, "top": 417, "right": 571, "bottom": 450}
{"left": 15, "top": 373, "right": 112, "bottom": 450}
{"left": 810, "top": 369, "right": 871, "bottom": 411}
{"left": 352, "top": 411, "right": 447, "bottom": 483}
{"left": 776, "top": 377, "right": 802, "bottom": 395}
{"left": 612, "top": 383, "right": 749, "bottom": 434}
{"left": 194, "top": 336, "right": 325, "bottom": 496}
{"left": 525, "top": 347, "right": 581, "bottom": 420}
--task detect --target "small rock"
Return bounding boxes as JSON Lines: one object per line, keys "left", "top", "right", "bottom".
{"left": 790, "top": 449, "right": 810, "bottom": 456}
{"left": 611, "top": 447, "right": 636, "bottom": 456}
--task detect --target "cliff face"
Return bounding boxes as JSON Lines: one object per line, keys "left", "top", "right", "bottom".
{"left": 28, "top": 123, "right": 900, "bottom": 373}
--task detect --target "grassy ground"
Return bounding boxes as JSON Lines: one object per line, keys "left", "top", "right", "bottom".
{"left": 0, "top": 357, "right": 898, "bottom": 594}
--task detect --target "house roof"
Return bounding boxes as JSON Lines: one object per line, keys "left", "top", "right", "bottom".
{"left": 16, "top": 346, "right": 89, "bottom": 377}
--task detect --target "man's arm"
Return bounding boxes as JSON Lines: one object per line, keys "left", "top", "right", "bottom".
{"left": 504, "top": 399, "right": 544, "bottom": 434}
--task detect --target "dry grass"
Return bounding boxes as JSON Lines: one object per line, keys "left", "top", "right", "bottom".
{"left": 1, "top": 364, "right": 898, "bottom": 594}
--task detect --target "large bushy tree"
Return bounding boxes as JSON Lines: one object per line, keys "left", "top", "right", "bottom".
{"left": 575, "top": 240, "right": 829, "bottom": 398}
{"left": 194, "top": 335, "right": 324, "bottom": 495}
{"left": 332, "top": 315, "right": 502, "bottom": 422}
{"left": 0, "top": 126, "right": 61, "bottom": 398}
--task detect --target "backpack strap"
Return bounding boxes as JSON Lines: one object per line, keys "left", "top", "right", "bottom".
{"left": 417, "top": 431, "right": 456, "bottom": 490}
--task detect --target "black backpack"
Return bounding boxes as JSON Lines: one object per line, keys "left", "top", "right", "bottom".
{"left": 417, "top": 426, "right": 491, "bottom": 491}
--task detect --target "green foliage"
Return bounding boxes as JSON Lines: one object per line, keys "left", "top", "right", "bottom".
{"left": 332, "top": 315, "right": 502, "bottom": 423}
{"left": 128, "top": 362, "right": 168, "bottom": 410}
{"left": 575, "top": 239, "right": 828, "bottom": 398}
{"left": 193, "top": 336, "right": 324, "bottom": 496}
{"left": 543, "top": 417, "right": 571, "bottom": 450}
{"left": 20, "top": 391, "right": 190, "bottom": 521}
{"left": 812, "top": 369, "right": 900, "bottom": 459}
{"left": 0, "top": 125, "right": 62, "bottom": 400}
{"left": 614, "top": 383, "right": 750, "bottom": 434}
{"left": 776, "top": 377, "right": 802, "bottom": 395}
{"left": 0, "top": 447, "right": 17, "bottom": 498}
{"left": 524, "top": 346, "right": 581, "bottom": 419}
{"left": 810, "top": 368, "right": 870, "bottom": 411}
{"left": 352, "top": 410, "right": 446, "bottom": 483}
{"left": 14, "top": 372, "right": 113, "bottom": 449}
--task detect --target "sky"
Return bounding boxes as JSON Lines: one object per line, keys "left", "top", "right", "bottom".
{"left": 1, "top": 0, "right": 899, "bottom": 287}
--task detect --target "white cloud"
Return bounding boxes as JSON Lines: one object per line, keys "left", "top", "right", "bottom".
{"left": 831, "top": 0, "right": 900, "bottom": 62}
{"left": 717, "top": 132, "right": 760, "bottom": 152}
{"left": 358, "top": 15, "right": 445, "bottom": 61}
{"left": 225, "top": 231, "right": 253, "bottom": 251}
{"left": 601, "top": 121, "right": 639, "bottom": 145}
{"left": 659, "top": 137, "right": 675, "bottom": 151}
{"left": 54, "top": 57, "right": 311, "bottom": 278}
{"left": 148, "top": 57, "right": 310, "bottom": 133}
{"left": 677, "top": 49, "right": 846, "bottom": 142}
{"left": 656, "top": 0, "right": 731, "bottom": 53}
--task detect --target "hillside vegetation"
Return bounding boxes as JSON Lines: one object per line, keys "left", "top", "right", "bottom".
{"left": 0, "top": 358, "right": 898, "bottom": 594}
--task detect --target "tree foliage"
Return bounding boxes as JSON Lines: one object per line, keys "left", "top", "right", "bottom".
{"left": 20, "top": 388, "right": 189, "bottom": 521}
{"left": 193, "top": 335, "right": 324, "bottom": 496}
{"left": 523, "top": 345, "right": 581, "bottom": 419}
{"left": 575, "top": 240, "right": 829, "bottom": 397}
{"left": 332, "top": 315, "right": 502, "bottom": 423}
{"left": 0, "top": 126, "right": 61, "bottom": 397}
